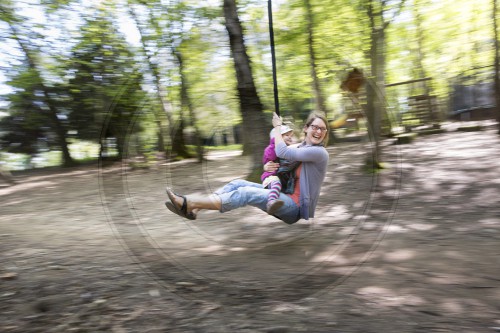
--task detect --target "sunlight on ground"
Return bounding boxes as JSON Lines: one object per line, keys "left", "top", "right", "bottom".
{"left": 356, "top": 286, "right": 425, "bottom": 308}
{"left": 383, "top": 249, "right": 416, "bottom": 262}
{"left": 406, "top": 223, "right": 436, "bottom": 231}
{"left": 0, "top": 180, "right": 57, "bottom": 196}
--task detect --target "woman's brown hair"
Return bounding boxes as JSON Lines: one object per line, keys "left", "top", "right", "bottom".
{"left": 304, "top": 112, "right": 330, "bottom": 147}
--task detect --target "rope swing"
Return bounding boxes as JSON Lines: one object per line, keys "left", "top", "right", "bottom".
{"left": 267, "top": 0, "right": 280, "bottom": 117}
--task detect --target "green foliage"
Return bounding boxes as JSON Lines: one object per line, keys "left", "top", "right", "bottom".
{"left": 39, "top": 0, "right": 73, "bottom": 12}
{"left": 0, "top": 0, "right": 497, "bottom": 169}
{"left": 0, "top": 66, "right": 56, "bottom": 154}
{"left": 66, "top": 8, "right": 146, "bottom": 157}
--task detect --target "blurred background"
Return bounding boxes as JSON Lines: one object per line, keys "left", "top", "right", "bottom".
{"left": 0, "top": 0, "right": 498, "bottom": 177}
{"left": 1, "top": 2, "right": 500, "bottom": 330}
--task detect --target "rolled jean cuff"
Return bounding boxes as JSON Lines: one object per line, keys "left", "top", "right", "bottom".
{"left": 214, "top": 179, "right": 301, "bottom": 224}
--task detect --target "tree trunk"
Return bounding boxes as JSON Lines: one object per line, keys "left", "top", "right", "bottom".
{"left": 364, "top": 0, "right": 404, "bottom": 170}
{"left": 223, "top": 0, "right": 269, "bottom": 181}
{"left": 0, "top": 167, "right": 15, "bottom": 185}
{"left": 304, "top": 0, "right": 327, "bottom": 114}
{"left": 365, "top": 4, "right": 384, "bottom": 169}
{"left": 493, "top": 0, "right": 500, "bottom": 134}
{"left": 6, "top": 18, "right": 74, "bottom": 167}
{"left": 129, "top": 6, "right": 189, "bottom": 158}
{"left": 365, "top": 79, "right": 382, "bottom": 169}
{"left": 175, "top": 50, "right": 204, "bottom": 163}
{"left": 171, "top": 118, "right": 190, "bottom": 160}
{"left": 412, "top": 1, "right": 428, "bottom": 82}
{"left": 45, "top": 94, "right": 75, "bottom": 167}
{"left": 413, "top": 0, "right": 436, "bottom": 122}
{"left": 156, "top": 119, "right": 165, "bottom": 153}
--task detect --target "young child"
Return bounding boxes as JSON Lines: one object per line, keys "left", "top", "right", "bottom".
{"left": 261, "top": 125, "right": 297, "bottom": 215}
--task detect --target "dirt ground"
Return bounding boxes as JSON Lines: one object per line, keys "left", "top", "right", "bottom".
{"left": 1, "top": 123, "right": 500, "bottom": 333}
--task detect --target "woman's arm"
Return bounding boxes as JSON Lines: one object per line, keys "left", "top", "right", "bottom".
{"left": 272, "top": 113, "right": 285, "bottom": 147}
{"left": 273, "top": 113, "right": 328, "bottom": 162}
{"left": 275, "top": 142, "right": 328, "bottom": 162}
{"left": 271, "top": 112, "right": 327, "bottom": 162}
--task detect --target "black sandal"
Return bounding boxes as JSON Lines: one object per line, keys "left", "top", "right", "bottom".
{"left": 165, "top": 188, "right": 197, "bottom": 220}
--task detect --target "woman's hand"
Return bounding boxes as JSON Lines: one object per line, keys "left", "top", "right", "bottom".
{"left": 264, "top": 161, "right": 280, "bottom": 172}
{"left": 272, "top": 112, "right": 283, "bottom": 127}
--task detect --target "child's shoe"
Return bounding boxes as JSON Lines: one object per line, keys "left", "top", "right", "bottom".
{"left": 267, "top": 200, "right": 284, "bottom": 215}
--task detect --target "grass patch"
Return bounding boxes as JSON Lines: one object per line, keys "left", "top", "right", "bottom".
{"left": 457, "top": 125, "right": 483, "bottom": 132}
{"left": 417, "top": 128, "right": 445, "bottom": 136}
{"left": 394, "top": 133, "right": 417, "bottom": 145}
{"left": 202, "top": 144, "right": 243, "bottom": 151}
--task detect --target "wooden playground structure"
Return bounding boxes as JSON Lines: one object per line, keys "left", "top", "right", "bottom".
{"left": 385, "top": 77, "right": 440, "bottom": 129}
{"left": 336, "top": 69, "right": 441, "bottom": 134}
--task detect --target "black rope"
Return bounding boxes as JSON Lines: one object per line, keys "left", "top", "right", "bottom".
{"left": 268, "top": 0, "right": 280, "bottom": 116}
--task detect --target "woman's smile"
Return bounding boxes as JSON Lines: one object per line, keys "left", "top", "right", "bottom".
{"left": 306, "top": 120, "right": 327, "bottom": 145}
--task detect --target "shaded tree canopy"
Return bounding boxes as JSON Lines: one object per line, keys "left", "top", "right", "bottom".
{"left": 0, "top": 0, "right": 496, "bottom": 169}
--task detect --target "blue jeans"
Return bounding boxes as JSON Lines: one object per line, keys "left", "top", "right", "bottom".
{"left": 214, "top": 179, "right": 300, "bottom": 224}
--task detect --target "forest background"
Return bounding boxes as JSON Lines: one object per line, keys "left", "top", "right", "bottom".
{"left": 0, "top": 0, "right": 498, "bottom": 179}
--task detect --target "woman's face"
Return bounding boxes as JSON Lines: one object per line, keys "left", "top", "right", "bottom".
{"left": 304, "top": 118, "right": 328, "bottom": 145}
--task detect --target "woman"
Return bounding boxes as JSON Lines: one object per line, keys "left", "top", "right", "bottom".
{"left": 165, "top": 112, "right": 330, "bottom": 224}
